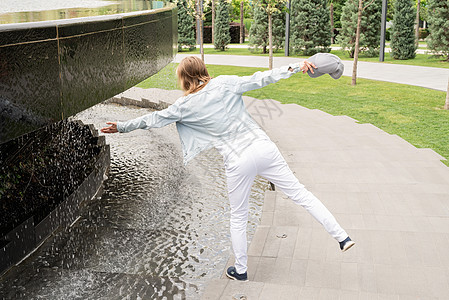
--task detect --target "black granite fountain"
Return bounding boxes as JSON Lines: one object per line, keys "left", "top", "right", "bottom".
{"left": 0, "top": 0, "right": 177, "bottom": 275}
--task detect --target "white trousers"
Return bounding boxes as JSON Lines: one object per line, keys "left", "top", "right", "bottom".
{"left": 224, "top": 138, "right": 348, "bottom": 274}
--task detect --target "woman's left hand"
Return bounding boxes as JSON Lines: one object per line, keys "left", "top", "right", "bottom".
{"left": 300, "top": 60, "right": 316, "bottom": 74}
{"left": 100, "top": 122, "right": 118, "bottom": 134}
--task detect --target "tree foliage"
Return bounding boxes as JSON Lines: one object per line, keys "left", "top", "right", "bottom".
{"left": 214, "top": 0, "right": 231, "bottom": 50}
{"left": 229, "top": 0, "right": 252, "bottom": 20}
{"left": 177, "top": 0, "right": 196, "bottom": 51}
{"left": 338, "top": 0, "right": 382, "bottom": 57}
{"left": 290, "top": 0, "right": 331, "bottom": 56}
{"left": 391, "top": 0, "right": 416, "bottom": 59}
{"left": 248, "top": 4, "right": 285, "bottom": 53}
{"left": 330, "top": 0, "right": 348, "bottom": 29}
{"left": 427, "top": 0, "right": 449, "bottom": 60}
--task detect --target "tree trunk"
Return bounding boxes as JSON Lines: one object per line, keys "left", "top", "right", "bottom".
{"left": 415, "top": 0, "right": 420, "bottom": 48}
{"left": 268, "top": 12, "right": 273, "bottom": 70}
{"left": 211, "top": 0, "right": 215, "bottom": 44}
{"left": 445, "top": 77, "right": 449, "bottom": 110}
{"left": 240, "top": 1, "right": 244, "bottom": 44}
{"left": 196, "top": 0, "right": 204, "bottom": 62}
{"left": 330, "top": 3, "right": 334, "bottom": 44}
{"left": 352, "top": 0, "right": 363, "bottom": 86}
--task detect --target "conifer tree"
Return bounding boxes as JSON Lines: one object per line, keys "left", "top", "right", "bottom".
{"left": 391, "top": 0, "right": 416, "bottom": 59}
{"left": 272, "top": 9, "right": 286, "bottom": 50}
{"left": 214, "top": 0, "right": 231, "bottom": 50}
{"left": 338, "top": 0, "right": 382, "bottom": 58}
{"left": 427, "top": 0, "right": 449, "bottom": 61}
{"left": 177, "top": 0, "right": 196, "bottom": 51}
{"left": 290, "top": 0, "right": 331, "bottom": 56}
{"left": 249, "top": 5, "right": 269, "bottom": 53}
{"left": 249, "top": 5, "right": 285, "bottom": 53}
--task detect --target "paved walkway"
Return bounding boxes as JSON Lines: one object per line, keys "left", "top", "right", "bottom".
{"left": 200, "top": 43, "right": 432, "bottom": 54}
{"left": 113, "top": 84, "right": 449, "bottom": 299}
{"left": 175, "top": 53, "right": 449, "bottom": 91}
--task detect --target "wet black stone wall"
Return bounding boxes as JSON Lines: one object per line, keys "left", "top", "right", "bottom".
{"left": 0, "top": 7, "right": 177, "bottom": 144}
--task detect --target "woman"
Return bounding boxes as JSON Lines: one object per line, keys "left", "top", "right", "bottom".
{"left": 101, "top": 56, "right": 355, "bottom": 281}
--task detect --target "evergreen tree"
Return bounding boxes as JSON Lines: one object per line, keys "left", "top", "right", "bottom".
{"left": 214, "top": 0, "right": 231, "bottom": 50}
{"left": 290, "top": 0, "right": 331, "bottom": 56}
{"left": 272, "top": 9, "right": 286, "bottom": 50}
{"left": 391, "top": 0, "right": 416, "bottom": 59}
{"left": 338, "top": 0, "right": 382, "bottom": 57}
{"left": 177, "top": 0, "right": 196, "bottom": 51}
{"left": 332, "top": 0, "right": 348, "bottom": 29}
{"left": 249, "top": 5, "right": 285, "bottom": 53}
{"left": 427, "top": 0, "right": 449, "bottom": 61}
{"left": 249, "top": 5, "right": 269, "bottom": 53}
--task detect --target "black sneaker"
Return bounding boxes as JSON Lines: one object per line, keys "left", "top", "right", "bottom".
{"left": 226, "top": 266, "right": 248, "bottom": 281}
{"left": 339, "top": 236, "right": 355, "bottom": 252}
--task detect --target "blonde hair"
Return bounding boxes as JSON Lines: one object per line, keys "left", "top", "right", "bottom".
{"left": 176, "top": 56, "right": 212, "bottom": 95}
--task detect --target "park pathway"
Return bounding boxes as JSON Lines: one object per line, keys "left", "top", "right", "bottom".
{"left": 175, "top": 53, "right": 449, "bottom": 92}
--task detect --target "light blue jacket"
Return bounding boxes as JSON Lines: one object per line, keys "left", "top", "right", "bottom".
{"left": 117, "top": 63, "right": 302, "bottom": 165}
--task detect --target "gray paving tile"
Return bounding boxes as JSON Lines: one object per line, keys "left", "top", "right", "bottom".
{"left": 252, "top": 257, "right": 276, "bottom": 283}
{"left": 298, "top": 286, "right": 321, "bottom": 298}
{"left": 320, "top": 261, "right": 342, "bottom": 289}
{"left": 276, "top": 227, "right": 299, "bottom": 258}
{"left": 262, "top": 191, "right": 276, "bottom": 212}
{"left": 423, "top": 266, "right": 449, "bottom": 299}
{"left": 259, "top": 283, "right": 302, "bottom": 300}
{"left": 305, "top": 259, "right": 325, "bottom": 288}
{"left": 272, "top": 210, "right": 314, "bottom": 227}
{"left": 360, "top": 291, "right": 383, "bottom": 300}
{"left": 289, "top": 259, "right": 308, "bottom": 286}
{"left": 201, "top": 279, "right": 228, "bottom": 300}
{"left": 377, "top": 294, "right": 399, "bottom": 300}
{"left": 402, "top": 232, "right": 441, "bottom": 267}
{"left": 318, "top": 287, "right": 340, "bottom": 300}
{"left": 358, "top": 263, "right": 377, "bottom": 293}
{"left": 292, "top": 227, "right": 313, "bottom": 260}
{"left": 259, "top": 211, "right": 273, "bottom": 226}
{"left": 341, "top": 262, "right": 359, "bottom": 291}
{"left": 220, "top": 280, "right": 264, "bottom": 300}
{"left": 247, "top": 226, "right": 269, "bottom": 257}
{"left": 374, "top": 264, "right": 399, "bottom": 295}
{"left": 340, "top": 290, "right": 361, "bottom": 300}
{"left": 261, "top": 226, "right": 297, "bottom": 258}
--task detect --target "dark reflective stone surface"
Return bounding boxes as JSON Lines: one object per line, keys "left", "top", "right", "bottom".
{"left": 0, "top": 40, "right": 61, "bottom": 143}
{"left": 123, "top": 10, "right": 176, "bottom": 88}
{"left": 0, "top": 5, "right": 177, "bottom": 144}
{"left": 59, "top": 19, "right": 125, "bottom": 118}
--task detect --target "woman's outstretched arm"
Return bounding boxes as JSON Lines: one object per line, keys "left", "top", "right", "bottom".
{"left": 100, "top": 99, "right": 182, "bottom": 134}
{"left": 233, "top": 60, "right": 316, "bottom": 94}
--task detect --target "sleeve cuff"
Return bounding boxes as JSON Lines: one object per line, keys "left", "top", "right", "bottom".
{"left": 116, "top": 121, "right": 124, "bottom": 133}
{"left": 288, "top": 62, "right": 302, "bottom": 74}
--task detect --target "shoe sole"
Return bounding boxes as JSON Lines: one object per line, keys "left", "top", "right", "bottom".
{"left": 226, "top": 272, "right": 249, "bottom": 282}
{"left": 341, "top": 241, "right": 355, "bottom": 252}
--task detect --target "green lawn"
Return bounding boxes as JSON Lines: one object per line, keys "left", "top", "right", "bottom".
{"left": 181, "top": 46, "right": 449, "bottom": 69}
{"left": 137, "top": 63, "right": 449, "bottom": 166}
